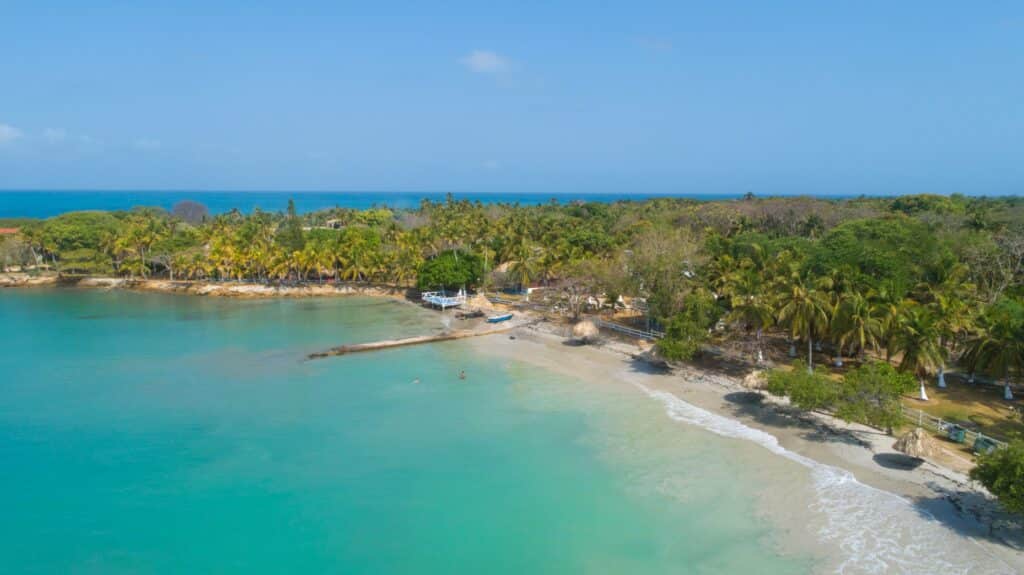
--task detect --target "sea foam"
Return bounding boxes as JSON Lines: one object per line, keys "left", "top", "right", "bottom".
{"left": 636, "top": 383, "right": 1012, "bottom": 575}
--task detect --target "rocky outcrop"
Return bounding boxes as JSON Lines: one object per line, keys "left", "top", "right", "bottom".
{"left": 1, "top": 274, "right": 406, "bottom": 299}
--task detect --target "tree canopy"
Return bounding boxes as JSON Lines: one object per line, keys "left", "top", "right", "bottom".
{"left": 970, "top": 441, "right": 1024, "bottom": 514}
{"left": 417, "top": 250, "right": 482, "bottom": 291}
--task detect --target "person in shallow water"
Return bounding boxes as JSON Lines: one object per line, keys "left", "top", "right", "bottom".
{"left": 459, "top": 370, "right": 466, "bottom": 380}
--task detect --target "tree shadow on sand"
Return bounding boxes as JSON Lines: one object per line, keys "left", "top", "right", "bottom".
{"left": 721, "top": 391, "right": 873, "bottom": 448}
{"left": 628, "top": 355, "right": 672, "bottom": 375}
{"left": 907, "top": 481, "right": 1024, "bottom": 552}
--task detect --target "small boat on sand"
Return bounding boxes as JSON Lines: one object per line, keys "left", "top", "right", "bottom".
{"left": 486, "top": 313, "right": 514, "bottom": 323}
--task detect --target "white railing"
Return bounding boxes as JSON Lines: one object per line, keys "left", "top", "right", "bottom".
{"left": 901, "top": 406, "right": 1006, "bottom": 451}
{"left": 422, "top": 289, "right": 466, "bottom": 309}
{"left": 593, "top": 319, "right": 664, "bottom": 340}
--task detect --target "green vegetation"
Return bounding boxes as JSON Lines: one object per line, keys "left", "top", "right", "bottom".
{"left": 834, "top": 362, "right": 916, "bottom": 433}
{"left": 657, "top": 290, "right": 719, "bottom": 362}
{"left": 766, "top": 361, "right": 837, "bottom": 412}
{"left": 5, "top": 192, "right": 1024, "bottom": 510}
{"left": 766, "top": 361, "right": 915, "bottom": 433}
{"left": 417, "top": 250, "right": 482, "bottom": 291}
{"left": 971, "top": 441, "right": 1024, "bottom": 513}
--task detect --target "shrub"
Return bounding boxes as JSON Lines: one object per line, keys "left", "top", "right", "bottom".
{"left": 765, "top": 361, "right": 838, "bottom": 411}
{"left": 657, "top": 316, "right": 707, "bottom": 362}
{"left": 971, "top": 441, "right": 1024, "bottom": 514}
{"left": 835, "top": 362, "right": 916, "bottom": 433}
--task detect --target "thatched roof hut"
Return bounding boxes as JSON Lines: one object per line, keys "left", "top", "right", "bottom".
{"left": 465, "top": 293, "right": 493, "bottom": 311}
{"left": 893, "top": 427, "right": 940, "bottom": 460}
{"left": 742, "top": 370, "right": 767, "bottom": 390}
{"left": 571, "top": 320, "right": 600, "bottom": 344}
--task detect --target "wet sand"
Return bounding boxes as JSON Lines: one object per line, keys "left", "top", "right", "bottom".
{"left": 470, "top": 323, "right": 1024, "bottom": 574}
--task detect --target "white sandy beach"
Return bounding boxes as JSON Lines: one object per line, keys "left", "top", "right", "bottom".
{"left": 470, "top": 322, "right": 1024, "bottom": 574}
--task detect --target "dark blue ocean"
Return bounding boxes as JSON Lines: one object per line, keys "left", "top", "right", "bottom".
{"left": 0, "top": 190, "right": 744, "bottom": 218}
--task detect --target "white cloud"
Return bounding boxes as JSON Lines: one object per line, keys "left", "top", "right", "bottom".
{"left": 0, "top": 123, "right": 23, "bottom": 144}
{"left": 134, "top": 138, "right": 162, "bottom": 150}
{"left": 460, "top": 50, "right": 508, "bottom": 74}
{"left": 43, "top": 128, "right": 67, "bottom": 143}
{"left": 483, "top": 159, "right": 500, "bottom": 170}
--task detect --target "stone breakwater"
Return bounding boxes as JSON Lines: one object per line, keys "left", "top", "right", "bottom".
{"left": 308, "top": 323, "right": 519, "bottom": 359}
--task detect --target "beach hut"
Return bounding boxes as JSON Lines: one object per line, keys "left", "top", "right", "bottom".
{"left": 571, "top": 320, "right": 600, "bottom": 344}
{"left": 893, "top": 427, "right": 939, "bottom": 460}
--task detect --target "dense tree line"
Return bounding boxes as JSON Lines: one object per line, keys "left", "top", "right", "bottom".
{"left": 3, "top": 194, "right": 1023, "bottom": 397}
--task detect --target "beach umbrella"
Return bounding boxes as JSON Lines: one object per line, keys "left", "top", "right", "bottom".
{"left": 572, "top": 320, "right": 600, "bottom": 344}
{"left": 893, "top": 427, "right": 939, "bottom": 460}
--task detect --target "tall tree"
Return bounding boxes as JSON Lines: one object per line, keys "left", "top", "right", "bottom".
{"left": 276, "top": 199, "right": 306, "bottom": 254}
{"left": 961, "top": 298, "right": 1024, "bottom": 401}
{"left": 776, "top": 274, "right": 832, "bottom": 372}
{"left": 888, "top": 304, "right": 946, "bottom": 401}
{"left": 724, "top": 268, "right": 774, "bottom": 364}
{"left": 831, "top": 290, "right": 882, "bottom": 363}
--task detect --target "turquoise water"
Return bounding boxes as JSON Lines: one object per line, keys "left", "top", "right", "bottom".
{"left": 0, "top": 190, "right": 747, "bottom": 218}
{"left": 0, "top": 291, "right": 812, "bottom": 573}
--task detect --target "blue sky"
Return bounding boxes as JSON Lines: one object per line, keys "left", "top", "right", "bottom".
{"left": 1, "top": 1, "right": 1021, "bottom": 195}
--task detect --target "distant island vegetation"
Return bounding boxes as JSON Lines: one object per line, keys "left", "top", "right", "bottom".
{"left": 3, "top": 192, "right": 1024, "bottom": 511}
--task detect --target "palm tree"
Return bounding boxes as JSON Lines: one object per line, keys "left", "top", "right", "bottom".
{"left": 917, "top": 265, "right": 977, "bottom": 388}
{"left": 888, "top": 304, "right": 946, "bottom": 401}
{"left": 509, "top": 239, "right": 541, "bottom": 293}
{"left": 776, "top": 274, "right": 832, "bottom": 372}
{"left": 831, "top": 291, "right": 882, "bottom": 364}
{"left": 724, "top": 269, "right": 774, "bottom": 364}
{"left": 930, "top": 292, "right": 974, "bottom": 388}
{"left": 961, "top": 299, "right": 1024, "bottom": 401}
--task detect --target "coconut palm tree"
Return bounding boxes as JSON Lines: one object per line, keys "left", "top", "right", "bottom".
{"left": 724, "top": 268, "right": 774, "bottom": 364}
{"left": 868, "top": 280, "right": 906, "bottom": 361}
{"left": 961, "top": 299, "right": 1024, "bottom": 401}
{"left": 509, "top": 239, "right": 541, "bottom": 293}
{"left": 831, "top": 290, "right": 882, "bottom": 364}
{"left": 776, "top": 274, "right": 832, "bottom": 372}
{"left": 888, "top": 304, "right": 946, "bottom": 401}
{"left": 916, "top": 265, "right": 977, "bottom": 388}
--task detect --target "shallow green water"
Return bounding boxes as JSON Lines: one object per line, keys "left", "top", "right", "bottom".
{"left": 0, "top": 291, "right": 811, "bottom": 574}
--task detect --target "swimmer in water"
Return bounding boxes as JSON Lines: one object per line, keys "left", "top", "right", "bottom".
{"left": 459, "top": 370, "right": 466, "bottom": 380}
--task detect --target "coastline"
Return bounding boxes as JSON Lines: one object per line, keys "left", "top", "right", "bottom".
{"left": 6, "top": 275, "right": 1023, "bottom": 569}
{"left": 0, "top": 273, "right": 408, "bottom": 299}
{"left": 468, "top": 321, "right": 1024, "bottom": 573}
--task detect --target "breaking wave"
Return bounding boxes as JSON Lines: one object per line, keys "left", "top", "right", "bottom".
{"left": 636, "top": 384, "right": 1012, "bottom": 575}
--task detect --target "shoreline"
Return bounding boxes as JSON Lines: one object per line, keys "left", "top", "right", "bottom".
{"left": 0, "top": 273, "right": 408, "bottom": 299}
{"left": 468, "top": 321, "right": 1024, "bottom": 572}
{"left": 7, "top": 273, "right": 1024, "bottom": 567}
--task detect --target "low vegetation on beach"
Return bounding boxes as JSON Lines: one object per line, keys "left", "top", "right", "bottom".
{"left": 3, "top": 192, "right": 1024, "bottom": 510}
